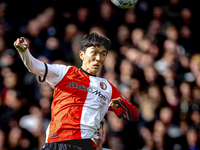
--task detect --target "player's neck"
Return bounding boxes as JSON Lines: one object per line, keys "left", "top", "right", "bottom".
{"left": 80, "top": 68, "right": 96, "bottom": 77}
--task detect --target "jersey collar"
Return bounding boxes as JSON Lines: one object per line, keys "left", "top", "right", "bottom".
{"left": 80, "top": 68, "right": 96, "bottom": 77}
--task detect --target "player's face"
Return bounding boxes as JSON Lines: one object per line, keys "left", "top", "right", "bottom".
{"left": 80, "top": 45, "right": 107, "bottom": 75}
{"left": 97, "top": 124, "right": 103, "bottom": 140}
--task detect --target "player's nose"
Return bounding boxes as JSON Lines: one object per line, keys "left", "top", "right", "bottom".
{"left": 95, "top": 53, "right": 101, "bottom": 61}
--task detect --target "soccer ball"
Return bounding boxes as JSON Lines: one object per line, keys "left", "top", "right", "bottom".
{"left": 111, "top": 0, "right": 138, "bottom": 9}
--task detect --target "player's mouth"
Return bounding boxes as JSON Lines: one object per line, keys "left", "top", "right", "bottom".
{"left": 93, "top": 64, "right": 99, "bottom": 68}
{"left": 97, "top": 131, "right": 100, "bottom": 136}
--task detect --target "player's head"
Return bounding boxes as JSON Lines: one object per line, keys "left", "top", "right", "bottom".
{"left": 79, "top": 32, "right": 111, "bottom": 54}
{"left": 79, "top": 32, "right": 111, "bottom": 75}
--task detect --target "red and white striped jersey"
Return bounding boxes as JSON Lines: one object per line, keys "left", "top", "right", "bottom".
{"left": 17, "top": 49, "right": 139, "bottom": 144}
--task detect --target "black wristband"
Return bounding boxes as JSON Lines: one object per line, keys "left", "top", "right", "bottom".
{"left": 38, "top": 63, "right": 48, "bottom": 82}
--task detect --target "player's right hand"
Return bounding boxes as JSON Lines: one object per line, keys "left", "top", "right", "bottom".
{"left": 14, "top": 37, "right": 28, "bottom": 52}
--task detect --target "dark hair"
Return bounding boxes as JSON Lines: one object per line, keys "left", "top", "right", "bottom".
{"left": 80, "top": 32, "right": 111, "bottom": 54}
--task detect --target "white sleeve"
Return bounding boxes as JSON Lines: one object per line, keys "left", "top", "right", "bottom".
{"left": 18, "top": 48, "right": 46, "bottom": 76}
{"left": 17, "top": 48, "right": 69, "bottom": 87}
{"left": 46, "top": 64, "right": 69, "bottom": 87}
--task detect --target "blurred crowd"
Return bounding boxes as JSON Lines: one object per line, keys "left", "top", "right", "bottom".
{"left": 0, "top": 0, "right": 200, "bottom": 150}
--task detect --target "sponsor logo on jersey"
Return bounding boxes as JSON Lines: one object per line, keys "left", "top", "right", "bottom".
{"left": 67, "top": 81, "right": 106, "bottom": 101}
{"left": 67, "top": 81, "right": 88, "bottom": 91}
{"left": 100, "top": 82, "right": 107, "bottom": 90}
{"left": 92, "top": 90, "right": 106, "bottom": 101}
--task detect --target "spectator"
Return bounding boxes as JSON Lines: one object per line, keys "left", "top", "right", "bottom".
{"left": 185, "top": 126, "right": 200, "bottom": 150}
{"left": 131, "top": 27, "right": 145, "bottom": 49}
{"left": 154, "top": 39, "right": 179, "bottom": 75}
{"left": 179, "top": 82, "right": 192, "bottom": 118}
{"left": 0, "top": 129, "right": 7, "bottom": 150}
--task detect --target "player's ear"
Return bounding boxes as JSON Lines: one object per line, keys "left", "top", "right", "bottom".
{"left": 79, "top": 50, "right": 84, "bottom": 61}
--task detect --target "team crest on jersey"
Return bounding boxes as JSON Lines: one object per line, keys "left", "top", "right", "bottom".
{"left": 100, "top": 82, "right": 107, "bottom": 90}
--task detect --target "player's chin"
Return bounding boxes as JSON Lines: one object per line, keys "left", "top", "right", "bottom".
{"left": 92, "top": 67, "right": 101, "bottom": 74}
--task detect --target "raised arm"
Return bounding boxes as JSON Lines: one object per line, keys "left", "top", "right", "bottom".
{"left": 14, "top": 37, "right": 46, "bottom": 77}
{"left": 108, "top": 83, "right": 139, "bottom": 121}
{"left": 14, "top": 37, "right": 68, "bottom": 87}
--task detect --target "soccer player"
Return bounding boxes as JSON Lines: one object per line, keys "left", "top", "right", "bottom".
{"left": 14, "top": 33, "right": 139, "bottom": 150}
{"left": 92, "top": 121, "right": 110, "bottom": 150}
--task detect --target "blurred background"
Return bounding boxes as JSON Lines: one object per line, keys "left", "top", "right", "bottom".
{"left": 0, "top": 0, "right": 200, "bottom": 149}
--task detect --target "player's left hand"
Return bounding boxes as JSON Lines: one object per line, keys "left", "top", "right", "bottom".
{"left": 109, "top": 97, "right": 122, "bottom": 109}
